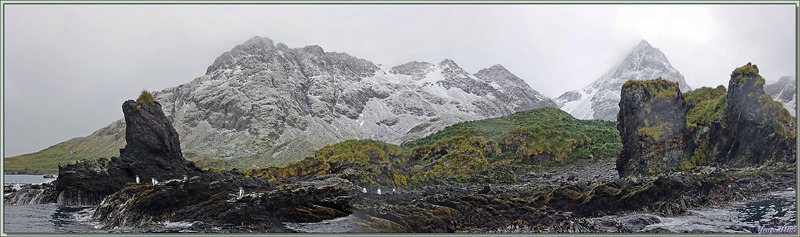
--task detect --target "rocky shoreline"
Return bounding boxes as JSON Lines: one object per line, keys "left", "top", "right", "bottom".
{"left": 6, "top": 157, "right": 789, "bottom": 233}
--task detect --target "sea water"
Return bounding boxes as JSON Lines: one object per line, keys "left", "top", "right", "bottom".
{"left": 3, "top": 174, "right": 56, "bottom": 184}
{"left": 3, "top": 175, "right": 101, "bottom": 233}
{"left": 642, "top": 190, "right": 797, "bottom": 233}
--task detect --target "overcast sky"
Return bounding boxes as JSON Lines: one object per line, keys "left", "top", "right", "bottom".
{"left": 3, "top": 4, "right": 796, "bottom": 157}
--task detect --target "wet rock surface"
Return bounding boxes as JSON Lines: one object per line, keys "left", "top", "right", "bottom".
{"left": 3, "top": 183, "right": 58, "bottom": 205}
{"left": 91, "top": 173, "right": 352, "bottom": 232}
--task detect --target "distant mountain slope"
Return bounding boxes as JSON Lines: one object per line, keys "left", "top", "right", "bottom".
{"left": 6, "top": 36, "right": 556, "bottom": 172}
{"left": 765, "top": 76, "right": 796, "bottom": 116}
{"left": 555, "top": 40, "right": 691, "bottom": 120}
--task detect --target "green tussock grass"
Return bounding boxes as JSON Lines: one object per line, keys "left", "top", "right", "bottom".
{"left": 684, "top": 86, "right": 728, "bottom": 127}
{"left": 622, "top": 78, "right": 681, "bottom": 99}
{"left": 137, "top": 90, "right": 158, "bottom": 103}
{"left": 403, "top": 107, "right": 622, "bottom": 165}
{"left": 4, "top": 135, "right": 123, "bottom": 174}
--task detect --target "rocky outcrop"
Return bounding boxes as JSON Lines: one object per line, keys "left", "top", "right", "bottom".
{"left": 55, "top": 99, "right": 202, "bottom": 205}
{"left": 715, "top": 63, "right": 796, "bottom": 166}
{"left": 616, "top": 63, "right": 796, "bottom": 177}
{"left": 616, "top": 78, "right": 689, "bottom": 177}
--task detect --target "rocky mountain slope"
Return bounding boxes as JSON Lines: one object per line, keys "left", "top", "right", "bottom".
{"left": 7, "top": 36, "right": 556, "bottom": 171}
{"left": 765, "top": 75, "right": 796, "bottom": 116}
{"left": 556, "top": 40, "right": 691, "bottom": 120}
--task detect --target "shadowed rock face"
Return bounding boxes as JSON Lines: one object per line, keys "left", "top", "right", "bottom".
{"left": 616, "top": 78, "right": 688, "bottom": 177}
{"left": 55, "top": 100, "right": 202, "bottom": 205}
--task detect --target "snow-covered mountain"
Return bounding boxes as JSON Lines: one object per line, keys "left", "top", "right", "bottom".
{"left": 555, "top": 40, "right": 691, "bottom": 120}
{"left": 40, "top": 36, "right": 556, "bottom": 168}
{"left": 765, "top": 75, "right": 796, "bottom": 116}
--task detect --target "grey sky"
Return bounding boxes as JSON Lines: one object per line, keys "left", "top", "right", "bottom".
{"left": 3, "top": 4, "right": 796, "bottom": 157}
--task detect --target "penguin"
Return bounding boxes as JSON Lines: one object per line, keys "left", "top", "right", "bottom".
{"left": 183, "top": 175, "right": 188, "bottom": 181}
{"left": 135, "top": 175, "right": 140, "bottom": 184}
{"left": 362, "top": 187, "right": 368, "bottom": 194}
{"left": 377, "top": 188, "right": 382, "bottom": 195}
{"left": 238, "top": 187, "right": 244, "bottom": 197}
{"left": 151, "top": 177, "right": 158, "bottom": 185}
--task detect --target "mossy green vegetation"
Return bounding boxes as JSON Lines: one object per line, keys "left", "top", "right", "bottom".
{"left": 684, "top": 86, "right": 728, "bottom": 127}
{"left": 730, "top": 63, "right": 765, "bottom": 89}
{"left": 759, "top": 95, "right": 796, "bottom": 138}
{"left": 240, "top": 107, "right": 619, "bottom": 187}
{"left": 136, "top": 90, "right": 158, "bottom": 103}
{"left": 622, "top": 78, "right": 680, "bottom": 99}
{"left": 404, "top": 107, "right": 622, "bottom": 165}
{"left": 4, "top": 136, "right": 122, "bottom": 173}
{"left": 637, "top": 123, "right": 668, "bottom": 141}
{"left": 731, "top": 62, "right": 759, "bottom": 81}
{"left": 315, "top": 139, "right": 408, "bottom": 171}
{"left": 241, "top": 139, "right": 407, "bottom": 183}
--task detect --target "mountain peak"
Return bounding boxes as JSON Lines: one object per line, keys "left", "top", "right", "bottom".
{"left": 556, "top": 39, "right": 690, "bottom": 120}
{"left": 637, "top": 39, "right": 652, "bottom": 48}
{"left": 487, "top": 64, "right": 508, "bottom": 71}
{"left": 476, "top": 64, "right": 514, "bottom": 79}
{"left": 302, "top": 45, "right": 325, "bottom": 55}
{"left": 391, "top": 61, "right": 434, "bottom": 79}
{"left": 439, "top": 59, "right": 459, "bottom": 68}
{"left": 243, "top": 36, "right": 274, "bottom": 46}
{"left": 778, "top": 75, "right": 794, "bottom": 83}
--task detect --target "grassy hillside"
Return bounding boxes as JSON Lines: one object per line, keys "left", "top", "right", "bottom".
{"left": 4, "top": 120, "right": 125, "bottom": 174}
{"left": 241, "top": 107, "right": 623, "bottom": 187}
{"left": 403, "top": 107, "right": 622, "bottom": 162}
